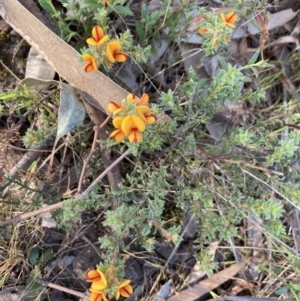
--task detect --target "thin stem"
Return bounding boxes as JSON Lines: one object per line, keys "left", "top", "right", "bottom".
{"left": 33, "top": 278, "right": 88, "bottom": 299}
{"left": 0, "top": 202, "right": 63, "bottom": 227}
{"left": 77, "top": 113, "right": 111, "bottom": 193}
{"left": 220, "top": 158, "right": 283, "bottom": 176}
{"left": 81, "top": 149, "right": 130, "bottom": 196}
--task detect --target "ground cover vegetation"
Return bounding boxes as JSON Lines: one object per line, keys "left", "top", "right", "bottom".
{"left": 1, "top": 0, "right": 300, "bottom": 300}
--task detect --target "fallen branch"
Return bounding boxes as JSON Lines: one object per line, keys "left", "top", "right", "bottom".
{"left": 167, "top": 262, "right": 245, "bottom": 301}
{"left": 0, "top": 0, "right": 128, "bottom": 113}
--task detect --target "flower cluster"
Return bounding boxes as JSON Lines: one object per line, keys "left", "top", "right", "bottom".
{"left": 108, "top": 93, "right": 157, "bottom": 143}
{"left": 197, "top": 11, "right": 237, "bottom": 47}
{"left": 82, "top": 26, "right": 128, "bottom": 72}
{"left": 86, "top": 268, "right": 133, "bottom": 301}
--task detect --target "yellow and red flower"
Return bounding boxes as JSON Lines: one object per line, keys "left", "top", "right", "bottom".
{"left": 198, "top": 28, "right": 208, "bottom": 35}
{"left": 109, "top": 93, "right": 156, "bottom": 143}
{"left": 135, "top": 105, "right": 157, "bottom": 125}
{"left": 144, "top": 113, "right": 157, "bottom": 124}
{"left": 86, "top": 269, "right": 107, "bottom": 289}
{"left": 116, "top": 280, "right": 133, "bottom": 300}
{"left": 86, "top": 270, "right": 108, "bottom": 301}
{"left": 137, "top": 93, "right": 149, "bottom": 105}
{"left": 220, "top": 12, "right": 237, "bottom": 28}
{"left": 212, "top": 38, "right": 218, "bottom": 46}
{"left": 86, "top": 26, "right": 109, "bottom": 47}
{"left": 110, "top": 117, "right": 126, "bottom": 142}
{"left": 122, "top": 115, "right": 145, "bottom": 143}
{"left": 86, "top": 268, "right": 134, "bottom": 301}
{"left": 82, "top": 54, "right": 98, "bottom": 73}
{"left": 106, "top": 41, "right": 128, "bottom": 64}
{"left": 108, "top": 101, "right": 124, "bottom": 115}
{"left": 89, "top": 290, "right": 108, "bottom": 301}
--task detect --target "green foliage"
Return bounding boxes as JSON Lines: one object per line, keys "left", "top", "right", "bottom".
{"left": 26, "top": 247, "right": 54, "bottom": 297}
{"left": 23, "top": 121, "right": 56, "bottom": 148}
{"left": 4, "top": 0, "right": 300, "bottom": 289}
{"left": 60, "top": 192, "right": 106, "bottom": 227}
{"left": 29, "top": 247, "right": 54, "bottom": 265}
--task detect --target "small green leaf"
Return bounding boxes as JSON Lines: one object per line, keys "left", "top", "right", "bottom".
{"left": 136, "top": 21, "right": 146, "bottom": 42}
{"left": 25, "top": 267, "right": 43, "bottom": 297}
{"left": 29, "top": 247, "right": 40, "bottom": 266}
{"left": 113, "top": 5, "right": 134, "bottom": 16}
{"left": 37, "top": 0, "right": 57, "bottom": 15}
{"left": 276, "top": 286, "right": 289, "bottom": 295}
{"left": 39, "top": 249, "right": 54, "bottom": 264}
{"left": 0, "top": 91, "right": 19, "bottom": 100}
{"left": 219, "top": 58, "right": 228, "bottom": 71}
{"left": 249, "top": 49, "right": 260, "bottom": 65}
{"left": 141, "top": 4, "right": 148, "bottom": 19}
{"left": 290, "top": 283, "right": 300, "bottom": 291}
{"left": 0, "top": 277, "right": 6, "bottom": 289}
{"left": 250, "top": 66, "right": 258, "bottom": 78}
{"left": 80, "top": 0, "right": 101, "bottom": 8}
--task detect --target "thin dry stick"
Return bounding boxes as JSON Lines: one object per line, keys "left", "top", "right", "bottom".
{"left": 6, "top": 145, "right": 52, "bottom": 152}
{"left": 81, "top": 149, "right": 130, "bottom": 196}
{"left": 220, "top": 158, "right": 283, "bottom": 176}
{"left": 0, "top": 202, "right": 63, "bottom": 227}
{"left": 0, "top": 149, "right": 130, "bottom": 227}
{"left": 77, "top": 114, "right": 111, "bottom": 194}
{"left": 0, "top": 138, "right": 54, "bottom": 193}
{"left": 33, "top": 278, "right": 87, "bottom": 299}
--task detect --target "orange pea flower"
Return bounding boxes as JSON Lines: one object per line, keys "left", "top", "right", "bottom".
{"left": 212, "top": 39, "right": 218, "bottom": 46}
{"left": 82, "top": 54, "right": 98, "bottom": 73}
{"left": 220, "top": 12, "right": 237, "bottom": 28}
{"left": 135, "top": 105, "right": 156, "bottom": 125}
{"left": 108, "top": 93, "right": 150, "bottom": 114}
{"left": 198, "top": 28, "right": 208, "bottom": 35}
{"left": 125, "top": 93, "right": 148, "bottom": 105}
{"left": 86, "top": 26, "right": 109, "bottom": 46}
{"left": 108, "top": 101, "right": 124, "bottom": 115}
{"left": 110, "top": 117, "right": 126, "bottom": 142}
{"left": 144, "top": 113, "right": 157, "bottom": 124}
{"left": 109, "top": 93, "right": 156, "bottom": 143}
{"left": 86, "top": 270, "right": 107, "bottom": 289}
{"left": 106, "top": 41, "right": 128, "bottom": 64}
{"left": 116, "top": 280, "right": 133, "bottom": 300}
{"left": 90, "top": 290, "right": 108, "bottom": 301}
{"left": 137, "top": 93, "right": 149, "bottom": 105}
{"left": 122, "top": 115, "right": 145, "bottom": 143}
{"left": 126, "top": 93, "right": 137, "bottom": 104}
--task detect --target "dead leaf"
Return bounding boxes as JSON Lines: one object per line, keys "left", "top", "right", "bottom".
{"left": 55, "top": 83, "right": 85, "bottom": 146}
{"left": 25, "top": 46, "right": 55, "bottom": 89}
{"left": 233, "top": 9, "right": 298, "bottom": 39}
{"left": 167, "top": 262, "right": 245, "bottom": 301}
{"left": 264, "top": 36, "right": 299, "bottom": 49}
